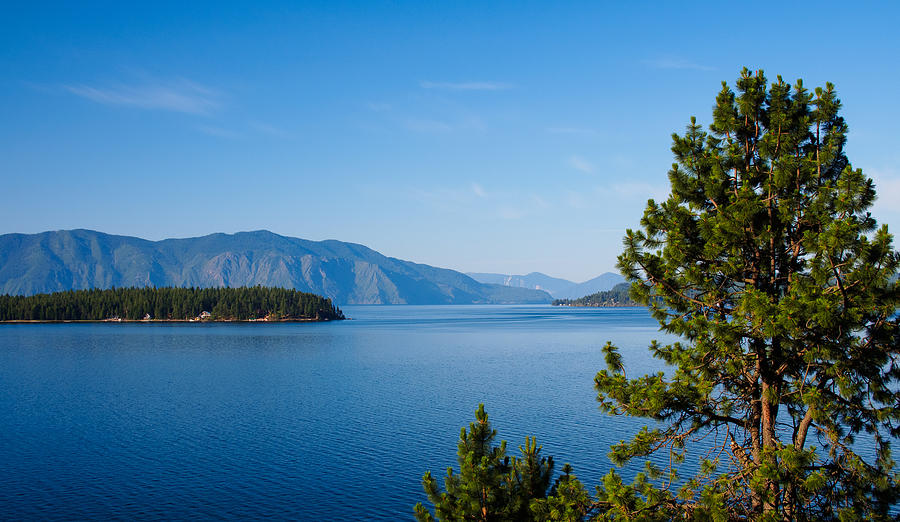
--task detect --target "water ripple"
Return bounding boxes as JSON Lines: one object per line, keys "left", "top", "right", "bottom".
{"left": 0, "top": 306, "right": 830, "bottom": 519}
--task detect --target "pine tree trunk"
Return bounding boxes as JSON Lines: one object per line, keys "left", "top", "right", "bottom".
{"left": 761, "top": 380, "right": 778, "bottom": 514}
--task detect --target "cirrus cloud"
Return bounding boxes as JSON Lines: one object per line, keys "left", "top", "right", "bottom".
{"left": 568, "top": 155, "right": 594, "bottom": 173}
{"left": 420, "top": 80, "right": 514, "bottom": 91}
{"left": 643, "top": 57, "right": 715, "bottom": 71}
{"left": 64, "top": 78, "right": 221, "bottom": 115}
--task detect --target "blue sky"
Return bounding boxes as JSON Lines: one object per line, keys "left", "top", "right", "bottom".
{"left": 3, "top": 1, "right": 899, "bottom": 281}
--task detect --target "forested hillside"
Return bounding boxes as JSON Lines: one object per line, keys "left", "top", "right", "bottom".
{"left": 551, "top": 282, "right": 635, "bottom": 307}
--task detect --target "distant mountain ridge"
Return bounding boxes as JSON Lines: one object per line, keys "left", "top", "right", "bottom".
{"left": 466, "top": 271, "right": 624, "bottom": 299}
{"left": 0, "top": 230, "right": 551, "bottom": 305}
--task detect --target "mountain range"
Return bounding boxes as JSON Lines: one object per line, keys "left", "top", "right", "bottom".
{"left": 0, "top": 229, "right": 558, "bottom": 305}
{"left": 466, "top": 271, "right": 624, "bottom": 299}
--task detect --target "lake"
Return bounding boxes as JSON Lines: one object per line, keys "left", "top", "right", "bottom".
{"left": 0, "top": 305, "right": 678, "bottom": 519}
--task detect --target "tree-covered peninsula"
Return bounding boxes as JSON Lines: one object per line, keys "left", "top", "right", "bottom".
{"left": 0, "top": 286, "right": 345, "bottom": 322}
{"left": 551, "top": 282, "right": 636, "bottom": 307}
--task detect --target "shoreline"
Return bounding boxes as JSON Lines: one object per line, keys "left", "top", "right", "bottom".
{"left": 0, "top": 318, "right": 339, "bottom": 324}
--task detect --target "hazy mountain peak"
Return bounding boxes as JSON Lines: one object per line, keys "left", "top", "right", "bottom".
{"left": 466, "top": 271, "right": 624, "bottom": 298}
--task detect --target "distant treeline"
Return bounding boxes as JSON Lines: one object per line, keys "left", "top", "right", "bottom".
{"left": 0, "top": 286, "right": 345, "bottom": 321}
{"left": 552, "top": 282, "right": 637, "bottom": 307}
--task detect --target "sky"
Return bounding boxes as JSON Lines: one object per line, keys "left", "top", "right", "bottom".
{"left": 3, "top": 1, "right": 900, "bottom": 282}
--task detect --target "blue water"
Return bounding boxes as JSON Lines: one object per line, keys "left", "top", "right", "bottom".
{"left": 0, "top": 306, "right": 679, "bottom": 519}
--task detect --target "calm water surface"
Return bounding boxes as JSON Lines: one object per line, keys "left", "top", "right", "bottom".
{"left": 1, "top": 305, "right": 675, "bottom": 519}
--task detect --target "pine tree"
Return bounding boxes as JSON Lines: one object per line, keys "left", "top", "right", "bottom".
{"left": 507, "top": 436, "right": 555, "bottom": 518}
{"left": 415, "top": 404, "right": 558, "bottom": 521}
{"left": 594, "top": 69, "right": 900, "bottom": 519}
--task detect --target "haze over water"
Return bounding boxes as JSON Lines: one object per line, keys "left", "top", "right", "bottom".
{"left": 1, "top": 305, "right": 672, "bottom": 520}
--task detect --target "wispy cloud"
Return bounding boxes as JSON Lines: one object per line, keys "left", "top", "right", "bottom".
{"left": 402, "top": 114, "right": 485, "bottom": 134}
{"left": 411, "top": 186, "right": 478, "bottom": 210}
{"left": 412, "top": 184, "right": 550, "bottom": 222}
{"left": 64, "top": 78, "right": 220, "bottom": 114}
{"left": 497, "top": 206, "right": 525, "bottom": 220}
{"left": 404, "top": 117, "right": 454, "bottom": 133}
{"left": 547, "top": 127, "right": 600, "bottom": 137}
{"left": 643, "top": 57, "right": 715, "bottom": 71}
{"left": 366, "top": 102, "right": 392, "bottom": 112}
{"left": 195, "top": 125, "right": 240, "bottom": 139}
{"left": 568, "top": 155, "right": 594, "bottom": 174}
{"left": 608, "top": 182, "right": 669, "bottom": 201}
{"left": 531, "top": 194, "right": 549, "bottom": 209}
{"left": 566, "top": 190, "right": 587, "bottom": 209}
{"left": 249, "top": 121, "right": 290, "bottom": 138}
{"left": 420, "top": 81, "right": 513, "bottom": 91}
{"left": 559, "top": 182, "right": 671, "bottom": 213}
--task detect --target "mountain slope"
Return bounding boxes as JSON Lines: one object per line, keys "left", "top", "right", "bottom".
{"left": 0, "top": 230, "right": 551, "bottom": 305}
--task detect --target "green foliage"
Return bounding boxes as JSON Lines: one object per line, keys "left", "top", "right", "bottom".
{"left": 594, "top": 69, "right": 900, "bottom": 519}
{"left": 552, "top": 283, "right": 635, "bottom": 307}
{"left": 415, "top": 404, "right": 590, "bottom": 521}
{"left": 0, "top": 286, "right": 344, "bottom": 321}
{"left": 531, "top": 464, "right": 596, "bottom": 521}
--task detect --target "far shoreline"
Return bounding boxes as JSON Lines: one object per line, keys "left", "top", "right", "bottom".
{"left": 552, "top": 303, "right": 643, "bottom": 308}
